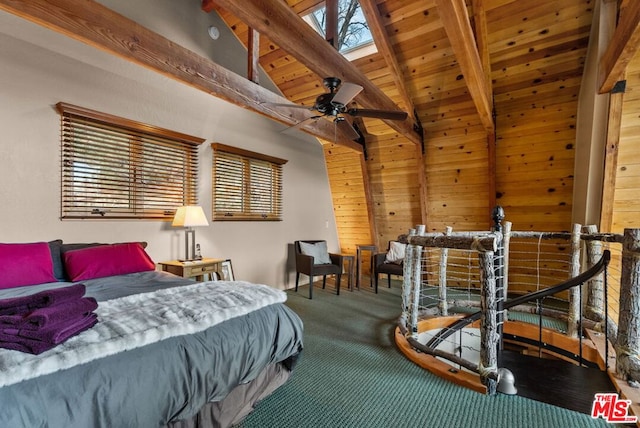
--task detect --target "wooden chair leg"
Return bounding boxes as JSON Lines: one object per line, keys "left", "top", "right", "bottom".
{"left": 295, "top": 272, "right": 300, "bottom": 292}
{"left": 387, "top": 274, "right": 392, "bottom": 288}
{"left": 374, "top": 272, "right": 379, "bottom": 294}
{"left": 336, "top": 274, "right": 341, "bottom": 295}
{"left": 309, "top": 275, "right": 313, "bottom": 299}
{"left": 322, "top": 275, "right": 327, "bottom": 289}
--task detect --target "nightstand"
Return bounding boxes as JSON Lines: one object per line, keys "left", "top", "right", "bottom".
{"left": 158, "top": 258, "right": 225, "bottom": 281}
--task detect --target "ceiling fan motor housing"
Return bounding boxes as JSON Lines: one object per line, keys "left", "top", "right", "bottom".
{"left": 315, "top": 92, "right": 342, "bottom": 115}
{"left": 323, "top": 77, "right": 342, "bottom": 92}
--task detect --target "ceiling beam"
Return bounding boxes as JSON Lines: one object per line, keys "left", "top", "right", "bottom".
{"left": 599, "top": 91, "right": 625, "bottom": 232}
{"left": 203, "top": 0, "right": 421, "bottom": 146}
{"left": 598, "top": 0, "right": 640, "bottom": 93}
{"left": 248, "top": 28, "right": 260, "bottom": 84}
{"left": 470, "top": 0, "right": 492, "bottom": 96}
{"left": 435, "top": 0, "right": 494, "bottom": 133}
{"left": 0, "top": 0, "right": 362, "bottom": 151}
{"left": 325, "top": 0, "right": 338, "bottom": 49}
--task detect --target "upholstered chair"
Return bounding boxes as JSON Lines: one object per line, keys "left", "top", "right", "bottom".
{"left": 373, "top": 241, "right": 406, "bottom": 293}
{"left": 294, "top": 240, "right": 343, "bottom": 299}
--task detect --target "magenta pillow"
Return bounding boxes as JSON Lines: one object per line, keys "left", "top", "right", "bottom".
{"left": 63, "top": 242, "right": 155, "bottom": 281}
{"left": 0, "top": 242, "right": 57, "bottom": 289}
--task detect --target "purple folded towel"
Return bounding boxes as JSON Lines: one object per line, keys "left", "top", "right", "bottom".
{"left": 0, "top": 313, "right": 98, "bottom": 355}
{"left": 0, "top": 297, "right": 98, "bottom": 329}
{"left": 0, "top": 284, "right": 86, "bottom": 316}
{"left": 0, "top": 312, "right": 98, "bottom": 344}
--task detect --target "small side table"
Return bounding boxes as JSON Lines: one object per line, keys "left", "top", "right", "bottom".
{"left": 158, "top": 258, "right": 225, "bottom": 282}
{"left": 356, "top": 244, "right": 377, "bottom": 291}
{"left": 340, "top": 254, "right": 355, "bottom": 291}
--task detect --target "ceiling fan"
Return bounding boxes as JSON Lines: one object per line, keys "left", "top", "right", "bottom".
{"left": 267, "top": 77, "right": 408, "bottom": 139}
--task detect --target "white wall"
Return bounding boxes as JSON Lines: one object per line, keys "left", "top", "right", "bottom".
{"left": 0, "top": 5, "right": 339, "bottom": 289}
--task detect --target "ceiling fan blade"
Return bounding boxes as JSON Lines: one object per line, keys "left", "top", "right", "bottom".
{"left": 335, "top": 118, "right": 361, "bottom": 140}
{"left": 281, "top": 116, "right": 321, "bottom": 134}
{"left": 346, "top": 108, "right": 408, "bottom": 121}
{"left": 331, "top": 82, "right": 363, "bottom": 106}
{"left": 262, "top": 102, "right": 313, "bottom": 110}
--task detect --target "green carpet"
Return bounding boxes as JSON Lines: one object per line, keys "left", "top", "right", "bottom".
{"left": 236, "top": 282, "right": 611, "bottom": 428}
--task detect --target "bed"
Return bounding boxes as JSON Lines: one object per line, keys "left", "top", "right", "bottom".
{"left": 0, "top": 240, "right": 304, "bottom": 428}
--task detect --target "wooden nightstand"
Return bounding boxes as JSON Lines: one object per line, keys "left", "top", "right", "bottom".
{"left": 158, "top": 258, "right": 225, "bottom": 281}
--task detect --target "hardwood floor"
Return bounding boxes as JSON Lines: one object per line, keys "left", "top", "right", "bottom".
{"left": 501, "top": 350, "right": 616, "bottom": 414}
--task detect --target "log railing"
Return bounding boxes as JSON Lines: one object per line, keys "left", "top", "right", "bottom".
{"left": 397, "top": 207, "right": 640, "bottom": 392}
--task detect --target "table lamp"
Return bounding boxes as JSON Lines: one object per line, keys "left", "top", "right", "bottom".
{"left": 172, "top": 205, "right": 209, "bottom": 261}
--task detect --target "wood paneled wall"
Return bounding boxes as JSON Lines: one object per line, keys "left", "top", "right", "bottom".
{"left": 493, "top": 78, "right": 581, "bottom": 232}
{"left": 488, "top": 0, "right": 592, "bottom": 232}
{"left": 323, "top": 143, "right": 374, "bottom": 255}
{"left": 366, "top": 133, "right": 423, "bottom": 244}
{"left": 612, "top": 51, "right": 640, "bottom": 233}
{"left": 424, "top": 118, "right": 492, "bottom": 233}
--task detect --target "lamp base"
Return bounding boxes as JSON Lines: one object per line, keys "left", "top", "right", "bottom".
{"left": 179, "top": 227, "right": 205, "bottom": 263}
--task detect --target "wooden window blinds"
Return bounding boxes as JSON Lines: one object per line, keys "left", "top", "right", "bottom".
{"left": 57, "top": 102, "right": 204, "bottom": 219}
{"left": 211, "top": 143, "right": 287, "bottom": 221}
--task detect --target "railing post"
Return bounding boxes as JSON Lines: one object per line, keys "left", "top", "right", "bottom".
{"left": 492, "top": 206, "right": 505, "bottom": 354}
{"left": 402, "top": 225, "right": 425, "bottom": 340}
{"left": 502, "top": 221, "right": 512, "bottom": 304}
{"left": 567, "top": 223, "right": 582, "bottom": 337}
{"left": 408, "top": 225, "right": 425, "bottom": 340}
{"left": 616, "top": 228, "right": 640, "bottom": 383}
{"left": 583, "top": 224, "right": 605, "bottom": 322}
{"left": 400, "top": 228, "right": 416, "bottom": 332}
{"left": 479, "top": 247, "right": 498, "bottom": 394}
{"left": 439, "top": 226, "right": 452, "bottom": 316}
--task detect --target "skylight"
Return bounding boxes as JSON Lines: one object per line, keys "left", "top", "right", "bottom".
{"left": 302, "top": 0, "right": 377, "bottom": 61}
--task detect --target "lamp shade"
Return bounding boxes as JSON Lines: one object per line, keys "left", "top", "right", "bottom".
{"left": 172, "top": 206, "right": 209, "bottom": 227}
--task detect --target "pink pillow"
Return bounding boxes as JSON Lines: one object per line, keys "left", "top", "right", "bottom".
{"left": 63, "top": 242, "right": 155, "bottom": 281}
{"left": 0, "top": 242, "right": 57, "bottom": 289}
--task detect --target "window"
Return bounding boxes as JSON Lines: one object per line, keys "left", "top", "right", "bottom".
{"left": 302, "top": 0, "right": 377, "bottom": 61}
{"left": 212, "top": 143, "right": 287, "bottom": 221}
{"left": 57, "top": 102, "right": 204, "bottom": 220}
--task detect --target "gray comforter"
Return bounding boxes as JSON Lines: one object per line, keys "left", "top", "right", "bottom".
{"left": 0, "top": 272, "right": 303, "bottom": 427}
